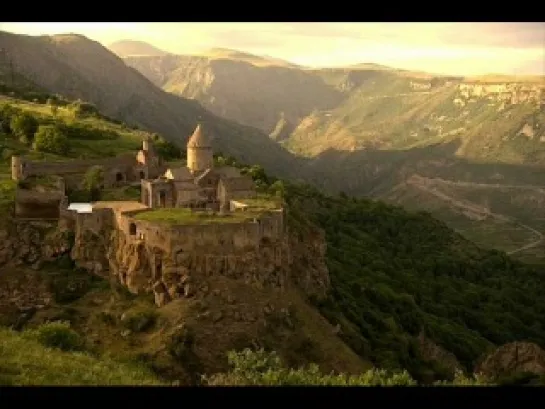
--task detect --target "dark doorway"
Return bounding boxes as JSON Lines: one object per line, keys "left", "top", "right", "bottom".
{"left": 129, "top": 223, "right": 137, "bottom": 235}
{"left": 116, "top": 173, "right": 123, "bottom": 182}
{"left": 156, "top": 259, "right": 163, "bottom": 279}
{"left": 145, "top": 190, "right": 151, "bottom": 207}
{"left": 159, "top": 190, "right": 166, "bottom": 207}
{"left": 139, "top": 171, "right": 145, "bottom": 179}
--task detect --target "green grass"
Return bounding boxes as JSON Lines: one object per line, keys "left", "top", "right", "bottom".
{"left": 0, "top": 96, "right": 149, "bottom": 160}
{"left": 101, "top": 186, "right": 142, "bottom": 201}
{"left": 240, "top": 194, "right": 282, "bottom": 211}
{"left": 0, "top": 327, "right": 163, "bottom": 385}
{"left": 134, "top": 207, "right": 264, "bottom": 225}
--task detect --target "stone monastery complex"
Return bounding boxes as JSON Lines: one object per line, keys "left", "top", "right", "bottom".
{"left": 9, "top": 125, "right": 286, "bottom": 305}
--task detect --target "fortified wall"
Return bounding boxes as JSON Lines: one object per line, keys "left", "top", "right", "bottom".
{"left": 66, "top": 201, "right": 289, "bottom": 306}
{"left": 110, "top": 208, "right": 287, "bottom": 306}
{"left": 11, "top": 153, "right": 158, "bottom": 190}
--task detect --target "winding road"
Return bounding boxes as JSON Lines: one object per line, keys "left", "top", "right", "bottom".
{"left": 405, "top": 176, "right": 544, "bottom": 255}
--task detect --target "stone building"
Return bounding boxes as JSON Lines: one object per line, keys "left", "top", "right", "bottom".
{"left": 140, "top": 124, "right": 256, "bottom": 211}
{"left": 11, "top": 135, "right": 165, "bottom": 189}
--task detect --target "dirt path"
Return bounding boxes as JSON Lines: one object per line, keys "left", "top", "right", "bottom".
{"left": 406, "top": 177, "right": 543, "bottom": 255}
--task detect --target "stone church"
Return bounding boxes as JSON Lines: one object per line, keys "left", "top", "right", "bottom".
{"left": 141, "top": 124, "right": 256, "bottom": 211}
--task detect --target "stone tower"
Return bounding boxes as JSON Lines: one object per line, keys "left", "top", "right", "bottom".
{"left": 142, "top": 135, "right": 155, "bottom": 155}
{"left": 187, "top": 123, "right": 213, "bottom": 174}
{"left": 11, "top": 155, "right": 23, "bottom": 180}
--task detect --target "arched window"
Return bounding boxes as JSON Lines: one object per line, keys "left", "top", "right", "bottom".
{"left": 129, "top": 223, "right": 137, "bottom": 235}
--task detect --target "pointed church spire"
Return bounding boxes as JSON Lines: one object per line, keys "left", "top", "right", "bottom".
{"left": 187, "top": 122, "right": 212, "bottom": 148}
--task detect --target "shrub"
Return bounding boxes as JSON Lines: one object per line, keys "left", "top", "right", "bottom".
{"left": 168, "top": 324, "right": 196, "bottom": 360}
{"left": 10, "top": 112, "right": 38, "bottom": 144}
{"left": 49, "top": 273, "right": 92, "bottom": 304}
{"left": 122, "top": 310, "right": 158, "bottom": 333}
{"left": 26, "top": 321, "right": 84, "bottom": 352}
{"left": 203, "top": 349, "right": 493, "bottom": 386}
{"left": 33, "top": 125, "right": 70, "bottom": 155}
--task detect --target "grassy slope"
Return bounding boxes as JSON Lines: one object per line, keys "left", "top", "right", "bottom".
{"left": 0, "top": 96, "right": 151, "bottom": 181}
{"left": 0, "top": 327, "right": 162, "bottom": 385}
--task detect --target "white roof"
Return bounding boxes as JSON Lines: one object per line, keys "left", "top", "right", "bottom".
{"left": 67, "top": 203, "right": 93, "bottom": 213}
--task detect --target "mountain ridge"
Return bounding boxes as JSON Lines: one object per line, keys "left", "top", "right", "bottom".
{"left": 0, "top": 31, "right": 302, "bottom": 181}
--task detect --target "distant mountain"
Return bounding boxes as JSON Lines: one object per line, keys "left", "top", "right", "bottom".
{"left": 109, "top": 40, "right": 170, "bottom": 57}
{"left": 194, "top": 47, "right": 301, "bottom": 69}
{"left": 0, "top": 31, "right": 300, "bottom": 180}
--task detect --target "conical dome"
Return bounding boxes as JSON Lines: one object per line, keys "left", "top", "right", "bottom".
{"left": 187, "top": 124, "right": 212, "bottom": 148}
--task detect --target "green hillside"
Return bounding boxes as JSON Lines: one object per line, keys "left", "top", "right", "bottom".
{"left": 284, "top": 182, "right": 545, "bottom": 382}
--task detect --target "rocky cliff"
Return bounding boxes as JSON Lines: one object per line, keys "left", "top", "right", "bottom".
{"left": 105, "top": 222, "right": 330, "bottom": 307}
{"left": 476, "top": 342, "right": 545, "bottom": 379}
{"left": 0, "top": 219, "right": 73, "bottom": 269}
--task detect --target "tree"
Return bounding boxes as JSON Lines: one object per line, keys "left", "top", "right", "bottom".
{"left": 0, "top": 104, "right": 20, "bottom": 134}
{"left": 82, "top": 166, "right": 104, "bottom": 201}
{"left": 10, "top": 112, "right": 38, "bottom": 144}
{"left": 155, "top": 137, "right": 182, "bottom": 160}
{"left": 269, "top": 180, "right": 285, "bottom": 198}
{"left": 33, "top": 125, "right": 70, "bottom": 155}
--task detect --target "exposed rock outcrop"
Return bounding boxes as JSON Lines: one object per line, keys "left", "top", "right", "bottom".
{"left": 417, "top": 332, "right": 464, "bottom": 375}
{"left": 0, "top": 220, "right": 73, "bottom": 268}
{"left": 475, "top": 342, "right": 545, "bottom": 378}
{"left": 107, "top": 224, "right": 330, "bottom": 306}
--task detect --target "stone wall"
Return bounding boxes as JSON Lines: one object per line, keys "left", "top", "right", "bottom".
{"left": 11, "top": 155, "right": 154, "bottom": 190}
{"left": 107, "top": 208, "right": 289, "bottom": 305}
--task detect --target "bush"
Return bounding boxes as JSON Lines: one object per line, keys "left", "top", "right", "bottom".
{"left": 69, "top": 101, "right": 99, "bottom": 118}
{"left": 49, "top": 273, "right": 92, "bottom": 304}
{"left": 204, "top": 349, "right": 492, "bottom": 386}
{"left": 168, "top": 324, "right": 196, "bottom": 360}
{"left": 33, "top": 125, "right": 70, "bottom": 155}
{"left": 10, "top": 112, "right": 38, "bottom": 144}
{"left": 122, "top": 310, "right": 158, "bottom": 333}
{"left": 204, "top": 349, "right": 418, "bottom": 386}
{"left": 26, "top": 321, "right": 84, "bottom": 352}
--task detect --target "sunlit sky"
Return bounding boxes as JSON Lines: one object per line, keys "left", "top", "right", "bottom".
{"left": 1, "top": 22, "right": 544, "bottom": 75}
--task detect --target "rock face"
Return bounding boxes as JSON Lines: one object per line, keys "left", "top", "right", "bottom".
{"left": 0, "top": 220, "right": 73, "bottom": 268}
{"left": 70, "top": 229, "right": 112, "bottom": 278}
{"left": 0, "top": 205, "right": 331, "bottom": 308}
{"left": 107, "top": 224, "right": 331, "bottom": 306}
{"left": 417, "top": 332, "right": 464, "bottom": 375}
{"left": 475, "top": 342, "right": 545, "bottom": 378}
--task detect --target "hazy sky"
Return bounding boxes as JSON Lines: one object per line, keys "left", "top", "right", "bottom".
{"left": 1, "top": 22, "right": 544, "bottom": 75}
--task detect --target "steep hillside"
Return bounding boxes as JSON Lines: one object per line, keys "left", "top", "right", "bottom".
{"left": 0, "top": 31, "right": 300, "bottom": 181}
{"left": 285, "top": 182, "right": 545, "bottom": 383}
{"left": 109, "top": 40, "right": 170, "bottom": 57}
{"left": 124, "top": 54, "right": 342, "bottom": 137}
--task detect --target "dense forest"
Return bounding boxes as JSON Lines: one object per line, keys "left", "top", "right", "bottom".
{"left": 218, "top": 155, "right": 545, "bottom": 383}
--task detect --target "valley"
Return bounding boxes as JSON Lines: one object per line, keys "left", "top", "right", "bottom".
{"left": 0, "top": 28, "right": 544, "bottom": 386}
